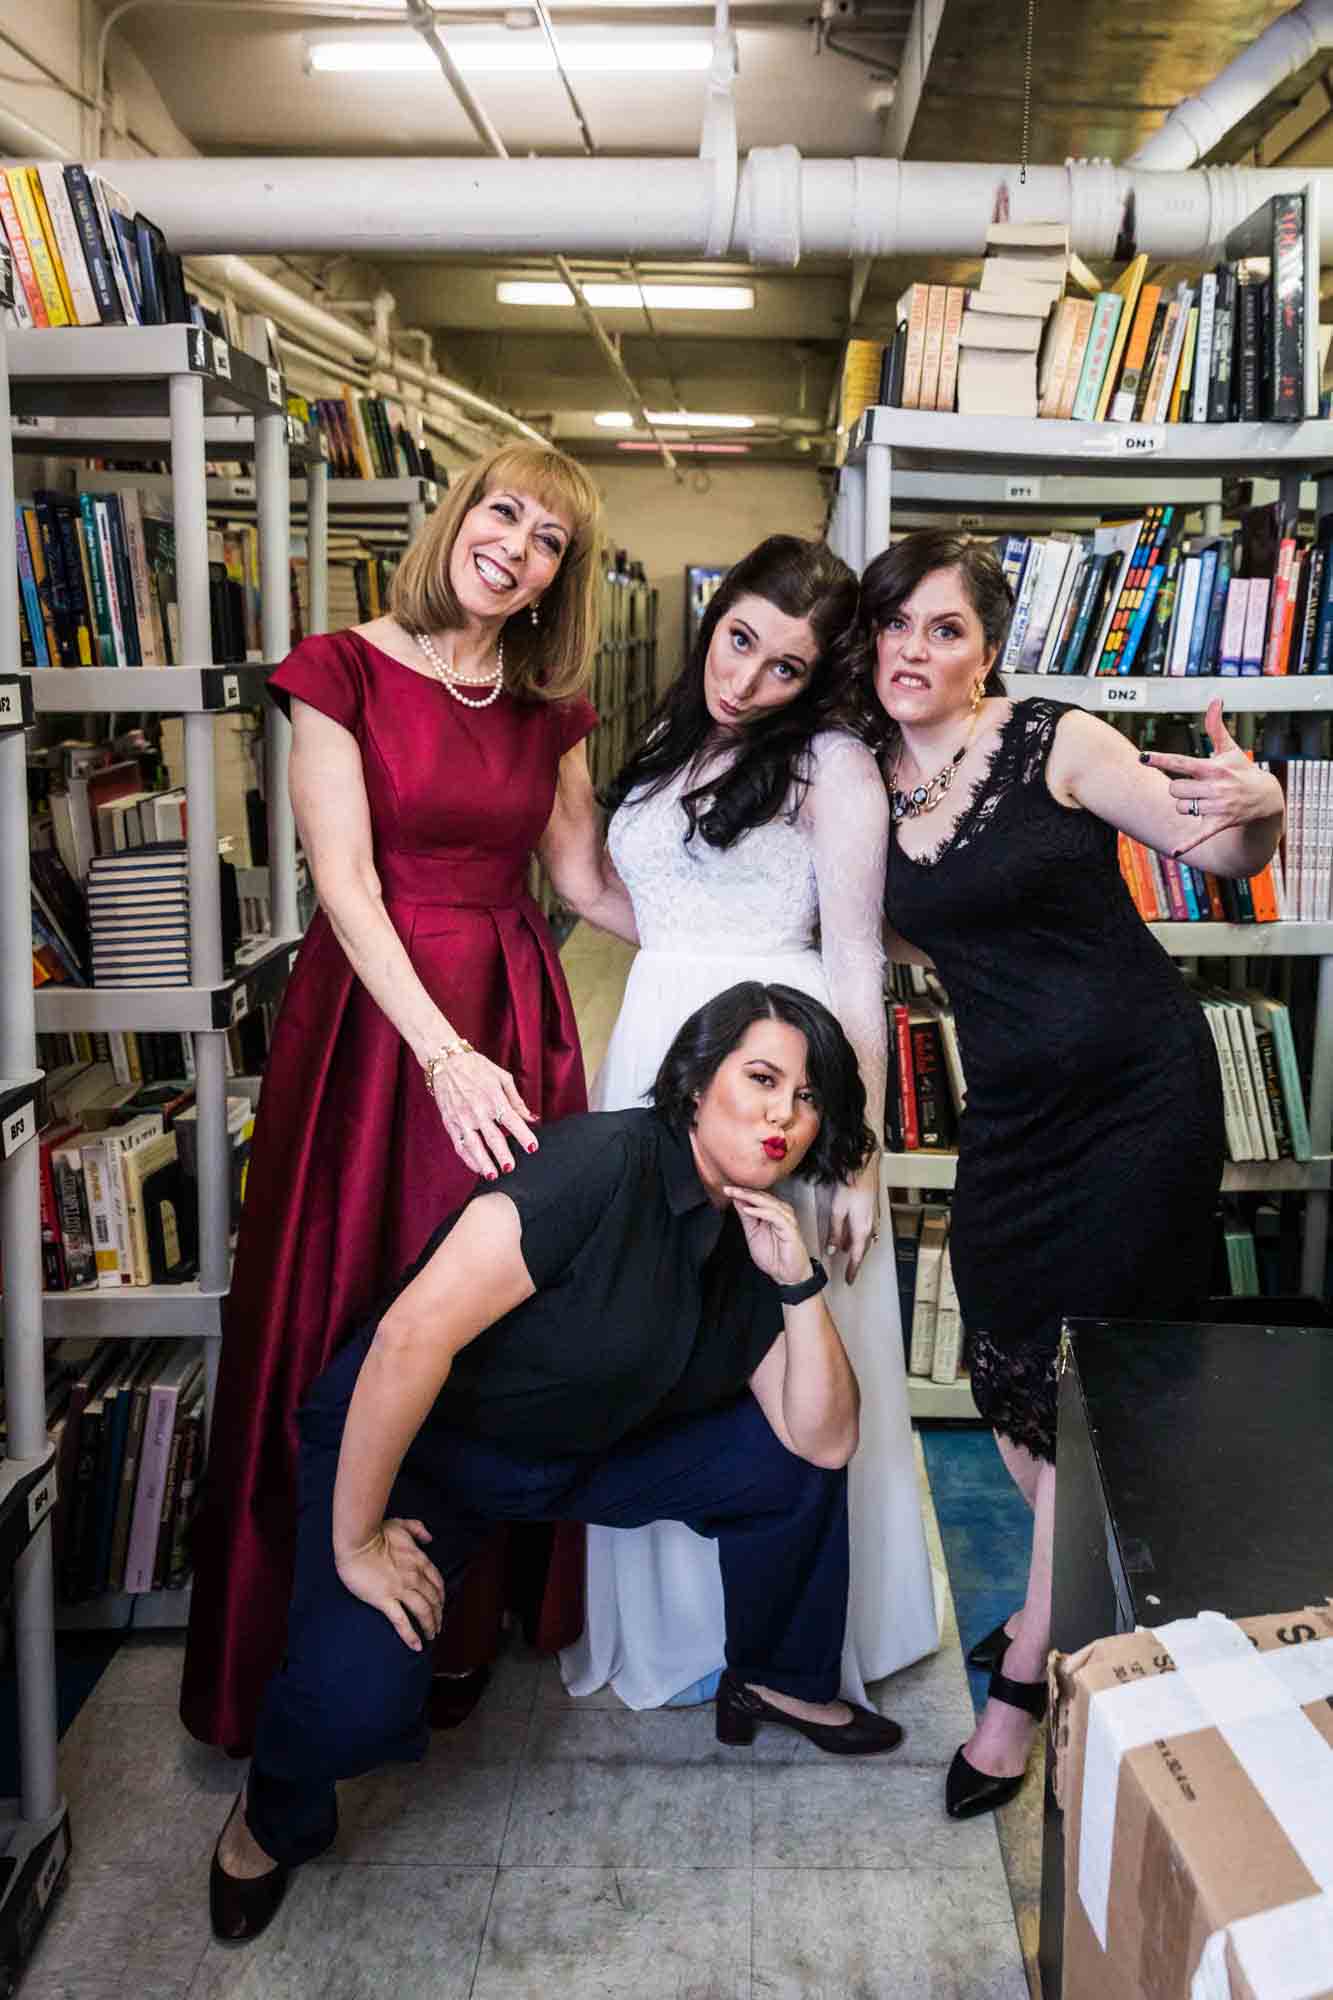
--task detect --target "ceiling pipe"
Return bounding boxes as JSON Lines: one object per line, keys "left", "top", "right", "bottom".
{"left": 187, "top": 254, "right": 548, "bottom": 442}
{"left": 1129, "top": 0, "right": 1333, "bottom": 170}
{"left": 403, "top": 0, "right": 678, "bottom": 472}
{"left": 95, "top": 152, "right": 1333, "bottom": 263}
{"left": 0, "top": 96, "right": 537, "bottom": 450}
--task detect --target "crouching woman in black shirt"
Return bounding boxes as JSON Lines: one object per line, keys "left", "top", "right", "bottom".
{"left": 210, "top": 979, "right": 904, "bottom": 1943}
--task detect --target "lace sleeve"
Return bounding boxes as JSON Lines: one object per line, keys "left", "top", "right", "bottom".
{"left": 808, "top": 733, "right": 889, "bottom": 1152}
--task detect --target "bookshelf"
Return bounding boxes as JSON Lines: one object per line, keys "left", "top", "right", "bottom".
{"left": 0, "top": 305, "right": 69, "bottom": 1982}
{"left": 6, "top": 325, "right": 306, "bottom": 1631}
{"left": 835, "top": 409, "right": 1333, "bottom": 1413}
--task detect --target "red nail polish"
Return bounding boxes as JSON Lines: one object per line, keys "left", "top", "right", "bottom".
{"left": 485, "top": 1171, "right": 498, "bottom": 1182}
{"left": 527, "top": 1143, "right": 538, "bottom": 1153}
{"left": 502, "top": 1161, "right": 514, "bottom": 1173}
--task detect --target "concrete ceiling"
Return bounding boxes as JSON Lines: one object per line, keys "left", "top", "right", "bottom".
{"left": 113, "top": 0, "right": 1333, "bottom": 461}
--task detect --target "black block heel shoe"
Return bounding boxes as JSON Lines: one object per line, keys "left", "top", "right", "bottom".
{"left": 965, "top": 1616, "right": 1020, "bottom": 1673}
{"left": 715, "top": 1671, "right": 904, "bottom": 1755}
{"left": 945, "top": 1655, "right": 1049, "bottom": 1820}
{"left": 209, "top": 1792, "right": 290, "bottom": 1945}
{"left": 427, "top": 1664, "right": 491, "bottom": 1730}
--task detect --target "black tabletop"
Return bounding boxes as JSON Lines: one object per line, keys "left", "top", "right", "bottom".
{"left": 1064, "top": 1317, "right": 1333, "bottom": 1626}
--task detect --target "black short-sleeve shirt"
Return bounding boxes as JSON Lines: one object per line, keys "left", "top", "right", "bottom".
{"left": 402, "top": 1108, "right": 786, "bottom": 1455}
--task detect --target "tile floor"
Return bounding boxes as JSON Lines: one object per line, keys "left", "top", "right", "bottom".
{"left": 19, "top": 923, "right": 1035, "bottom": 1999}
{"left": 24, "top": 1448, "right": 1028, "bottom": 2000}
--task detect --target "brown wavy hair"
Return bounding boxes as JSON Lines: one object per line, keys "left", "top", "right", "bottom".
{"left": 855, "top": 529, "right": 1014, "bottom": 744}
{"left": 388, "top": 442, "right": 605, "bottom": 701}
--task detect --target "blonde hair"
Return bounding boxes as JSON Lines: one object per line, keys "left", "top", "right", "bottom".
{"left": 388, "top": 442, "right": 605, "bottom": 702}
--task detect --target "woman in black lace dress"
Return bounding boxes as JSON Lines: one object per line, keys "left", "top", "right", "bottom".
{"left": 860, "top": 530, "right": 1283, "bottom": 1820}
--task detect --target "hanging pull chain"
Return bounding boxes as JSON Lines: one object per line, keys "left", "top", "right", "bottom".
{"left": 1019, "top": 0, "right": 1036, "bottom": 185}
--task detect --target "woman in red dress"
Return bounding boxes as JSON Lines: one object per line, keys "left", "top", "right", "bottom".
{"left": 181, "top": 443, "right": 637, "bottom": 1754}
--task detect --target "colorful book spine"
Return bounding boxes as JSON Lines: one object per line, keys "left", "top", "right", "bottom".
{"left": 1071, "top": 292, "right": 1122, "bottom": 422}
{"left": 3, "top": 168, "right": 69, "bottom": 325}
{"left": 0, "top": 174, "right": 50, "bottom": 326}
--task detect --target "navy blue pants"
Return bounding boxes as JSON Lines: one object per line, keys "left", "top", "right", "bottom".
{"left": 247, "top": 1329, "right": 850, "bottom": 1867}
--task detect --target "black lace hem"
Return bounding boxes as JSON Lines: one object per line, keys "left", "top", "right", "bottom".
{"left": 965, "top": 1328, "right": 1058, "bottom": 1463}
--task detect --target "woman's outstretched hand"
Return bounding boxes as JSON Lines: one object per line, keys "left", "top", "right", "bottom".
{"left": 432, "top": 1050, "right": 538, "bottom": 1180}
{"left": 335, "top": 1519, "right": 445, "bottom": 1651}
{"left": 1138, "top": 699, "right": 1285, "bottom": 859}
{"left": 826, "top": 1153, "right": 881, "bottom": 1288}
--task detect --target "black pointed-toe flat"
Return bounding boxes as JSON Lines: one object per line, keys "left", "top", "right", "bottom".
{"left": 209, "top": 1793, "right": 289, "bottom": 1945}
{"left": 715, "top": 1671, "right": 904, "bottom": 1755}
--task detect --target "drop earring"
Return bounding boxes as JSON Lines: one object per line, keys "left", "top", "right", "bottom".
{"left": 970, "top": 678, "right": 985, "bottom": 716}
{"left": 530, "top": 601, "right": 541, "bottom": 627}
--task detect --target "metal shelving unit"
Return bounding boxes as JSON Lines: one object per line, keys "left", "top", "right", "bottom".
{"left": 833, "top": 410, "right": 1333, "bottom": 1417}
{"left": 7, "top": 326, "right": 308, "bottom": 1634}
{"left": 0, "top": 301, "right": 69, "bottom": 1984}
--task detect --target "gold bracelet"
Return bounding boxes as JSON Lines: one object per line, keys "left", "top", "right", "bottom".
{"left": 422, "top": 1040, "right": 475, "bottom": 1095}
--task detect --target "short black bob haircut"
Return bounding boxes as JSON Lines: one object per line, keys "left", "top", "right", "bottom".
{"left": 650, "top": 981, "right": 873, "bottom": 1187}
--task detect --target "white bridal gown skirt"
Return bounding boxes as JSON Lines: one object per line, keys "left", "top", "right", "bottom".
{"left": 559, "top": 945, "right": 942, "bottom": 1710}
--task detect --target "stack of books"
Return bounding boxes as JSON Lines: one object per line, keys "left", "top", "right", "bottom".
{"left": 995, "top": 499, "right": 1333, "bottom": 678}
{"left": 301, "top": 389, "right": 439, "bottom": 482}
{"left": 1274, "top": 757, "right": 1333, "bottom": 920}
{"left": 1117, "top": 831, "right": 1284, "bottom": 926}
{"left": 894, "top": 1205, "right": 963, "bottom": 1385}
{"left": 44, "top": 1338, "right": 207, "bottom": 1601}
{"left": 870, "top": 190, "right": 1320, "bottom": 428}
{"left": 0, "top": 162, "right": 187, "bottom": 330}
{"left": 1186, "top": 984, "right": 1314, "bottom": 1166}
{"left": 957, "top": 222, "right": 1081, "bottom": 419}
{"left": 88, "top": 844, "right": 190, "bottom": 989}
{"left": 878, "top": 288, "right": 966, "bottom": 415}
{"left": 886, "top": 997, "right": 966, "bottom": 1153}
{"left": 16, "top": 487, "right": 177, "bottom": 670}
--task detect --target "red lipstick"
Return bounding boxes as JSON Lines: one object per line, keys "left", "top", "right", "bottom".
{"left": 762, "top": 1137, "right": 788, "bottom": 1160}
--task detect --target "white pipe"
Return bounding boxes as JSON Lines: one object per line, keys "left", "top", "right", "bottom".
{"left": 96, "top": 152, "right": 1333, "bottom": 263}
{"left": 189, "top": 254, "right": 546, "bottom": 441}
{"left": 1129, "top": 0, "right": 1333, "bottom": 170}
{"left": 0, "top": 106, "right": 536, "bottom": 447}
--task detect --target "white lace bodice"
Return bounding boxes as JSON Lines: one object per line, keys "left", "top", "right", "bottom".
{"left": 608, "top": 730, "right": 889, "bottom": 1144}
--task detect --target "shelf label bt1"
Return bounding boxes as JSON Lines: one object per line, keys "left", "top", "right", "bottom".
{"left": 1004, "top": 477, "right": 1043, "bottom": 502}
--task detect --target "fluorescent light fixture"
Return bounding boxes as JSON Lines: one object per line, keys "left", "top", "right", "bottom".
{"left": 594, "top": 408, "right": 756, "bottom": 431}
{"left": 496, "top": 281, "right": 754, "bottom": 312}
{"left": 646, "top": 411, "right": 755, "bottom": 430}
{"left": 616, "top": 441, "right": 750, "bottom": 455}
{"left": 308, "top": 37, "right": 714, "bottom": 75}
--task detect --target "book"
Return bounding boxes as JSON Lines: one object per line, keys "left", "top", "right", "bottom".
{"left": 907, "top": 1210, "right": 949, "bottom": 1377}
{"left": 1070, "top": 291, "right": 1124, "bottom": 421}
{"left": 35, "top": 162, "right": 101, "bottom": 326}
{"left": 1225, "top": 191, "right": 1307, "bottom": 419}
{"left": 935, "top": 286, "right": 966, "bottom": 415}
{"left": 898, "top": 283, "right": 931, "bottom": 410}
{"left": 930, "top": 1245, "right": 963, "bottom": 1385}
{"left": 123, "top": 1343, "right": 199, "bottom": 1594}
{"left": 1094, "top": 257, "right": 1149, "bottom": 422}
{"left": 1109, "top": 283, "right": 1163, "bottom": 421}
{"left": 889, "top": 1205, "right": 922, "bottom": 1369}
{"left": 4, "top": 168, "right": 71, "bottom": 325}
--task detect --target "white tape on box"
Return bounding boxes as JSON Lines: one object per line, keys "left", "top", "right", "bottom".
{"left": 1078, "top": 1612, "right": 1333, "bottom": 1997}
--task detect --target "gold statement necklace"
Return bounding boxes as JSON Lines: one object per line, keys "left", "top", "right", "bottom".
{"left": 889, "top": 711, "right": 979, "bottom": 823}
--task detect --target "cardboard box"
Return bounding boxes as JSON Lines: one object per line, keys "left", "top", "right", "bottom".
{"left": 1052, "top": 1604, "right": 1333, "bottom": 2000}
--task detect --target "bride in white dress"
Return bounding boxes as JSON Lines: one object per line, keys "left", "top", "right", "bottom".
{"left": 561, "top": 535, "right": 940, "bottom": 1710}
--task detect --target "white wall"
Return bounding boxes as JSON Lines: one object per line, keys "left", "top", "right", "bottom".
{"left": 592, "top": 461, "right": 828, "bottom": 691}
{"left": 0, "top": 0, "right": 196, "bottom": 159}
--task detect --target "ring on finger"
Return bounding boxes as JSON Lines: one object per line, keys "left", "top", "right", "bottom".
{"left": 1187, "top": 799, "right": 1201, "bottom": 817}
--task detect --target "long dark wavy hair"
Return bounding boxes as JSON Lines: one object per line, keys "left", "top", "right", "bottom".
{"left": 651, "top": 981, "right": 873, "bottom": 1185}
{"left": 602, "top": 535, "right": 869, "bottom": 850}
{"left": 855, "top": 529, "right": 1014, "bottom": 749}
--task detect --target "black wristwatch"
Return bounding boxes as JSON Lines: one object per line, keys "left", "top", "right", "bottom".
{"left": 774, "top": 1259, "right": 828, "bottom": 1306}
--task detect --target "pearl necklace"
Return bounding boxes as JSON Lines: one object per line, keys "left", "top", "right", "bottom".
{"left": 889, "top": 713, "right": 978, "bottom": 823}
{"left": 414, "top": 628, "right": 505, "bottom": 709}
